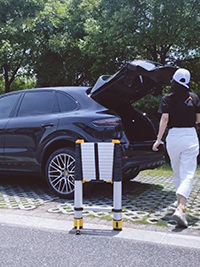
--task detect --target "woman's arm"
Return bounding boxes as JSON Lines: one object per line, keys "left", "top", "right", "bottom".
{"left": 152, "top": 113, "right": 169, "bottom": 151}
{"left": 196, "top": 113, "right": 200, "bottom": 124}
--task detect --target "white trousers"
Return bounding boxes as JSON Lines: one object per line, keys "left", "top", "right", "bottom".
{"left": 166, "top": 127, "right": 199, "bottom": 199}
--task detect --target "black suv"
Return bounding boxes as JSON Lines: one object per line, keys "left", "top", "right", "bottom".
{"left": 0, "top": 60, "right": 176, "bottom": 198}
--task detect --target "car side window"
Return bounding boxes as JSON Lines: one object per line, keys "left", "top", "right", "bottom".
{"left": 56, "top": 92, "right": 78, "bottom": 112}
{"left": 18, "top": 91, "right": 57, "bottom": 116}
{"left": 0, "top": 93, "right": 20, "bottom": 118}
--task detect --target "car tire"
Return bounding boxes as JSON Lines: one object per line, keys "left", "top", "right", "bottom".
{"left": 45, "top": 148, "right": 76, "bottom": 199}
{"left": 45, "top": 147, "right": 93, "bottom": 199}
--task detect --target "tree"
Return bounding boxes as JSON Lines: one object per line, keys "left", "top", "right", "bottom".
{"left": 2, "top": 0, "right": 198, "bottom": 93}
{"left": 78, "top": 0, "right": 142, "bottom": 82}
{"left": 0, "top": 0, "right": 43, "bottom": 93}
{"left": 136, "top": 0, "right": 200, "bottom": 65}
{"left": 79, "top": 0, "right": 200, "bottom": 83}
{"left": 32, "top": 0, "right": 200, "bottom": 88}
{"left": 34, "top": 0, "right": 89, "bottom": 87}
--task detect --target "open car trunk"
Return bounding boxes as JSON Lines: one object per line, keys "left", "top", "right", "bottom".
{"left": 95, "top": 91, "right": 157, "bottom": 143}
{"left": 118, "top": 103, "right": 157, "bottom": 143}
{"left": 91, "top": 60, "right": 176, "bottom": 144}
{"left": 90, "top": 60, "right": 177, "bottom": 176}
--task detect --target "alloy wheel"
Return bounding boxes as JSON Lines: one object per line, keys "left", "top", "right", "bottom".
{"left": 48, "top": 152, "right": 75, "bottom": 196}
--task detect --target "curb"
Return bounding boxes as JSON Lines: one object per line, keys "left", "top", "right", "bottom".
{"left": 0, "top": 212, "right": 200, "bottom": 249}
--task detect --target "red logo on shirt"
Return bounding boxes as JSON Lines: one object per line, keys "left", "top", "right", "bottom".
{"left": 184, "top": 96, "right": 193, "bottom": 106}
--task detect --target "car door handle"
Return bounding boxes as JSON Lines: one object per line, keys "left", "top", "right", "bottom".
{"left": 41, "top": 123, "right": 54, "bottom": 128}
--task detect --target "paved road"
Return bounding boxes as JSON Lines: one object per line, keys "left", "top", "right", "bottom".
{"left": 0, "top": 220, "right": 200, "bottom": 267}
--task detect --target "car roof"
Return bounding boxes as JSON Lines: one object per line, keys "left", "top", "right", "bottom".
{"left": 0, "top": 86, "right": 90, "bottom": 98}
{"left": 0, "top": 86, "right": 107, "bottom": 112}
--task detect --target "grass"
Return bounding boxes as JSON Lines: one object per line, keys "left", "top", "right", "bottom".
{"left": 134, "top": 217, "right": 149, "bottom": 225}
{"left": 156, "top": 221, "right": 168, "bottom": 227}
{"left": 139, "top": 163, "right": 200, "bottom": 177}
{"left": 139, "top": 164, "right": 173, "bottom": 177}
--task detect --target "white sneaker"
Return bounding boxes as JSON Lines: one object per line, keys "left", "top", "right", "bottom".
{"left": 172, "top": 207, "right": 188, "bottom": 227}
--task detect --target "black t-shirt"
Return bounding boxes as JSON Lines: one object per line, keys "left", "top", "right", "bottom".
{"left": 158, "top": 92, "right": 200, "bottom": 128}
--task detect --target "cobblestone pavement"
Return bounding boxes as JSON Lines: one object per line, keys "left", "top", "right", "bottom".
{"left": 0, "top": 174, "right": 200, "bottom": 230}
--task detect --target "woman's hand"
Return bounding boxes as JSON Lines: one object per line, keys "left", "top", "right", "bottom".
{"left": 152, "top": 140, "right": 163, "bottom": 151}
{"left": 152, "top": 114, "right": 168, "bottom": 151}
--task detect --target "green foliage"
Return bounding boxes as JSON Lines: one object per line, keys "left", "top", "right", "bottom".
{"left": 36, "top": 51, "right": 68, "bottom": 86}
{"left": 0, "top": 75, "right": 36, "bottom": 94}
{"left": 136, "top": 0, "right": 200, "bottom": 63}
{"left": 0, "top": 0, "right": 199, "bottom": 103}
{"left": 139, "top": 163, "right": 200, "bottom": 177}
{"left": 177, "top": 56, "right": 200, "bottom": 96}
{"left": 0, "top": 0, "right": 43, "bottom": 92}
{"left": 134, "top": 85, "right": 172, "bottom": 117}
{"left": 0, "top": 77, "right": 4, "bottom": 94}
{"left": 34, "top": 0, "right": 90, "bottom": 86}
{"left": 133, "top": 94, "right": 162, "bottom": 118}
{"left": 10, "top": 75, "right": 36, "bottom": 91}
{"left": 76, "top": 0, "right": 200, "bottom": 85}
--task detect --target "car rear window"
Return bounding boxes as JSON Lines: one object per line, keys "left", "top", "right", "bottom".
{"left": 18, "top": 91, "right": 58, "bottom": 116}
{"left": 56, "top": 92, "right": 78, "bottom": 112}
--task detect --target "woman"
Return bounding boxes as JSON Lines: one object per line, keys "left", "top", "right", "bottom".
{"left": 152, "top": 68, "right": 200, "bottom": 227}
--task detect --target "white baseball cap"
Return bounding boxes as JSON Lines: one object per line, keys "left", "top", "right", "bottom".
{"left": 172, "top": 68, "right": 190, "bottom": 88}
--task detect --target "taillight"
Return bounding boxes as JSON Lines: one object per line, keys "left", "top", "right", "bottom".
{"left": 92, "top": 118, "right": 121, "bottom": 126}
